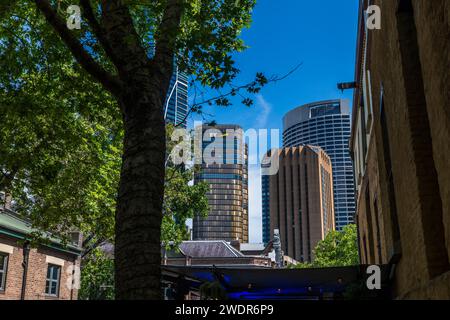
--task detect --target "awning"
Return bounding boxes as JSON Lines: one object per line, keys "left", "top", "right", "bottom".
{"left": 162, "top": 265, "right": 391, "bottom": 300}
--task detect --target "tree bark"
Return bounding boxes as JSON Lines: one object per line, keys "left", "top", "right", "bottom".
{"left": 114, "top": 68, "right": 169, "bottom": 299}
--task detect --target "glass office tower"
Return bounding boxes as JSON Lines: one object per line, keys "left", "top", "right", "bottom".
{"left": 193, "top": 124, "right": 249, "bottom": 242}
{"left": 164, "top": 67, "right": 188, "bottom": 128}
{"left": 282, "top": 99, "right": 355, "bottom": 230}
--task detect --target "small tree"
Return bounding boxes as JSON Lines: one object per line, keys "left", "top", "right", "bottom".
{"left": 291, "top": 224, "right": 359, "bottom": 268}
{"left": 79, "top": 248, "right": 115, "bottom": 300}
{"left": 313, "top": 224, "right": 359, "bottom": 267}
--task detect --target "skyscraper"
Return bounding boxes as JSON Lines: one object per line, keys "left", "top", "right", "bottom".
{"left": 283, "top": 99, "right": 355, "bottom": 231}
{"left": 266, "top": 146, "right": 335, "bottom": 262}
{"left": 193, "top": 124, "right": 249, "bottom": 242}
{"left": 164, "top": 67, "right": 188, "bottom": 128}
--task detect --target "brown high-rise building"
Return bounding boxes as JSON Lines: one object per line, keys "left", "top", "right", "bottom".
{"left": 266, "top": 146, "right": 335, "bottom": 262}
{"left": 193, "top": 124, "right": 248, "bottom": 243}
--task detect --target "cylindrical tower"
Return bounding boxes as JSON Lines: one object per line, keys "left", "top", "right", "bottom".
{"left": 283, "top": 99, "right": 355, "bottom": 230}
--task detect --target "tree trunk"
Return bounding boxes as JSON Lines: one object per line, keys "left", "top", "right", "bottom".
{"left": 114, "top": 72, "right": 167, "bottom": 299}
{"left": 34, "top": 0, "right": 183, "bottom": 300}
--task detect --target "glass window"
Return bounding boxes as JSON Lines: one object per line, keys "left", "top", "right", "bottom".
{"left": 45, "top": 264, "right": 61, "bottom": 296}
{"left": 0, "top": 253, "right": 8, "bottom": 291}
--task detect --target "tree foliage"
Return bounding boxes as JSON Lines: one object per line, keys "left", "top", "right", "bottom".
{"left": 291, "top": 224, "right": 360, "bottom": 269}
{"left": 79, "top": 248, "right": 115, "bottom": 300}
{"left": 1, "top": 0, "right": 260, "bottom": 298}
{"left": 162, "top": 124, "right": 209, "bottom": 247}
{"left": 0, "top": 55, "right": 121, "bottom": 243}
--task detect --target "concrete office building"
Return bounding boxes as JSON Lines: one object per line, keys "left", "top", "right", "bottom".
{"left": 283, "top": 99, "right": 355, "bottom": 231}
{"left": 193, "top": 125, "right": 248, "bottom": 243}
{"left": 267, "top": 146, "right": 335, "bottom": 262}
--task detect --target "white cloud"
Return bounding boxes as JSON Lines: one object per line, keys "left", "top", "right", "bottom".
{"left": 253, "top": 94, "right": 272, "bottom": 129}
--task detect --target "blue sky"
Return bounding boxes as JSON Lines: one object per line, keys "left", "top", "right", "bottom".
{"left": 188, "top": 0, "right": 360, "bottom": 243}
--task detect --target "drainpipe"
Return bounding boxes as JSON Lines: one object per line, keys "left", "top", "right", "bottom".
{"left": 70, "top": 260, "right": 76, "bottom": 300}
{"left": 20, "top": 240, "right": 31, "bottom": 300}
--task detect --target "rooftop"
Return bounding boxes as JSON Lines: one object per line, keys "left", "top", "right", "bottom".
{"left": 0, "top": 208, "right": 82, "bottom": 255}
{"left": 179, "top": 240, "right": 244, "bottom": 258}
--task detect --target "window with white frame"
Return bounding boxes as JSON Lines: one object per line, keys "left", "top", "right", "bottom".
{"left": 45, "top": 264, "right": 61, "bottom": 296}
{"left": 0, "top": 253, "right": 8, "bottom": 291}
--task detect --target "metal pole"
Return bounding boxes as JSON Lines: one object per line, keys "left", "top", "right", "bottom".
{"left": 20, "top": 240, "right": 30, "bottom": 300}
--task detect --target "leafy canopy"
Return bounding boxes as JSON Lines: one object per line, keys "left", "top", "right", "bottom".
{"left": 79, "top": 248, "right": 115, "bottom": 300}
{"left": 1, "top": 0, "right": 257, "bottom": 244}
{"left": 290, "top": 224, "right": 360, "bottom": 269}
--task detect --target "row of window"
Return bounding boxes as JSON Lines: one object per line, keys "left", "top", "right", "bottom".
{"left": 285, "top": 130, "right": 351, "bottom": 139}
{"left": 197, "top": 173, "right": 242, "bottom": 180}
{"left": 0, "top": 253, "right": 61, "bottom": 297}
{"left": 284, "top": 115, "right": 351, "bottom": 130}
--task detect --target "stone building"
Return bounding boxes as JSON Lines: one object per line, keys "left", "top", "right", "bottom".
{"left": 0, "top": 208, "right": 81, "bottom": 300}
{"left": 266, "top": 146, "right": 335, "bottom": 262}
{"left": 350, "top": 0, "right": 450, "bottom": 299}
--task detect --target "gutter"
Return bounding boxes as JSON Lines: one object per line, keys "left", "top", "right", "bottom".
{"left": 20, "top": 241, "right": 30, "bottom": 300}
{"left": 0, "top": 227, "right": 82, "bottom": 256}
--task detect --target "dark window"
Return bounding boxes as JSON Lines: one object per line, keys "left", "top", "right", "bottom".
{"left": 304, "top": 164, "right": 311, "bottom": 261}
{"left": 380, "top": 93, "right": 401, "bottom": 255}
{"left": 283, "top": 166, "right": 288, "bottom": 255}
{"left": 0, "top": 253, "right": 8, "bottom": 291}
{"left": 373, "top": 196, "right": 383, "bottom": 263}
{"left": 310, "top": 103, "right": 341, "bottom": 118}
{"left": 365, "top": 187, "right": 375, "bottom": 263}
{"left": 45, "top": 264, "right": 61, "bottom": 297}
{"left": 298, "top": 164, "right": 303, "bottom": 262}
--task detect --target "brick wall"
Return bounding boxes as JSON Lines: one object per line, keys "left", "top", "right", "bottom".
{"left": 355, "top": 0, "right": 450, "bottom": 299}
{"left": 0, "top": 234, "right": 80, "bottom": 300}
{"left": 356, "top": 137, "right": 389, "bottom": 266}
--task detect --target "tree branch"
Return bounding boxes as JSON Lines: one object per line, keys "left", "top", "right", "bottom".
{"left": 34, "top": 0, "right": 123, "bottom": 96}
{"left": 173, "top": 63, "right": 303, "bottom": 127}
{"left": 153, "top": 0, "right": 184, "bottom": 82}
{"left": 0, "top": 0, "right": 17, "bottom": 21}
{"left": 98, "top": 0, "right": 150, "bottom": 76}
{"left": 79, "top": 0, "right": 122, "bottom": 71}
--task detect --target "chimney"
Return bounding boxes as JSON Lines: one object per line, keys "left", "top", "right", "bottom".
{"left": 69, "top": 231, "right": 83, "bottom": 248}
{"left": 230, "top": 239, "right": 241, "bottom": 252}
{"left": 1, "top": 192, "right": 12, "bottom": 210}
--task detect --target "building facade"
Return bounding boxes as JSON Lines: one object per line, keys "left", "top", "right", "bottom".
{"left": 283, "top": 100, "right": 355, "bottom": 231}
{"left": 193, "top": 125, "right": 248, "bottom": 243}
{"left": 164, "top": 67, "right": 189, "bottom": 128}
{"left": 261, "top": 173, "right": 270, "bottom": 245}
{"left": 0, "top": 209, "right": 81, "bottom": 300}
{"left": 350, "top": 0, "right": 450, "bottom": 299}
{"left": 267, "top": 146, "right": 335, "bottom": 262}
{"left": 149, "top": 40, "right": 189, "bottom": 128}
